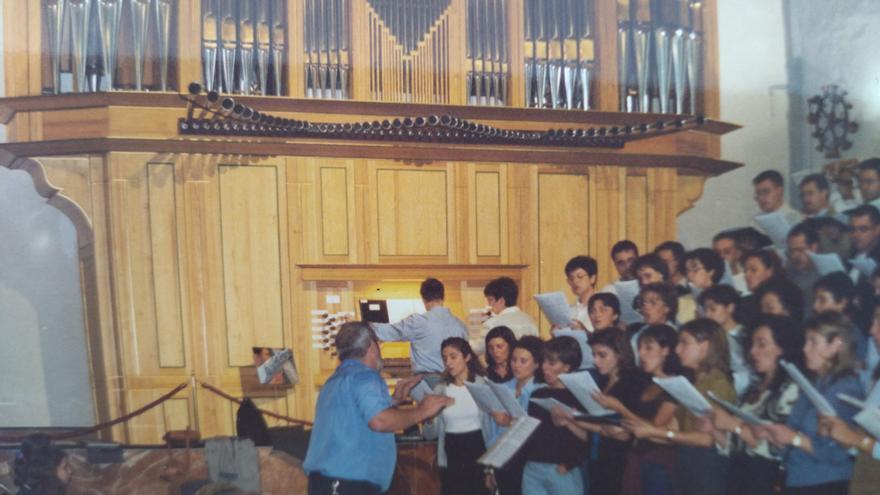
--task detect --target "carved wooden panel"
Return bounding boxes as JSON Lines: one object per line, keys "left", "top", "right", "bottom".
{"left": 320, "top": 167, "right": 351, "bottom": 256}
{"left": 537, "top": 172, "right": 590, "bottom": 332}
{"left": 474, "top": 170, "right": 502, "bottom": 257}
{"left": 376, "top": 169, "right": 449, "bottom": 256}
{"left": 218, "top": 165, "right": 285, "bottom": 367}
{"left": 147, "top": 163, "right": 186, "bottom": 368}
{"left": 625, "top": 174, "right": 648, "bottom": 252}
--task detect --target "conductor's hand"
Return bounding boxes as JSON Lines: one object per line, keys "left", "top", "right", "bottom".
{"left": 419, "top": 394, "right": 454, "bottom": 419}
{"left": 392, "top": 375, "right": 423, "bottom": 405}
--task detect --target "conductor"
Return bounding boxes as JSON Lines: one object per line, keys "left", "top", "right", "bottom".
{"left": 303, "top": 321, "right": 452, "bottom": 494}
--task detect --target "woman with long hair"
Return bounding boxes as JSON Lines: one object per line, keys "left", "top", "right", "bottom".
{"left": 708, "top": 315, "right": 803, "bottom": 495}
{"left": 14, "top": 434, "right": 71, "bottom": 495}
{"left": 422, "top": 337, "right": 490, "bottom": 495}
{"left": 484, "top": 326, "right": 517, "bottom": 383}
{"left": 626, "top": 318, "right": 735, "bottom": 495}
{"left": 758, "top": 312, "right": 863, "bottom": 495}
{"left": 818, "top": 304, "right": 880, "bottom": 495}
{"left": 487, "top": 335, "right": 545, "bottom": 495}
{"left": 553, "top": 329, "right": 648, "bottom": 495}
{"left": 521, "top": 336, "right": 587, "bottom": 495}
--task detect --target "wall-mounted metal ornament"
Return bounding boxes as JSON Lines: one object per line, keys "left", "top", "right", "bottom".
{"left": 807, "top": 85, "right": 858, "bottom": 159}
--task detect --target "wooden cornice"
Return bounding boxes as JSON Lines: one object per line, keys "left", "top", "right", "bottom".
{"left": 0, "top": 92, "right": 741, "bottom": 134}
{"left": 0, "top": 137, "right": 740, "bottom": 176}
{"left": 0, "top": 93, "right": 742, "bottom": 176}
{"left": 297, "top": 264, "right": 529, "bottom": 281}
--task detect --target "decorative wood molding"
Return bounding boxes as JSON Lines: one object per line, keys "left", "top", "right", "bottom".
{"left": 0, "top": 138, "right": 740, "bottom": 176}
{"left": 0, "top": 149, "right": 93, "bottom": 249}
{"left": 0, "top": 92, "right": 741, "bottom": 135}
{"left": 297, "top": 263, "right": 528, "bottom": 281}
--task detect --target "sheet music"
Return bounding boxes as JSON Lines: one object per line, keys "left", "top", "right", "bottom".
{"left": 866, "top": 380, "right": 880, "bottom": 408}
{"left": 653, "top": 376, "right": 713, "bottom": 417}
{"left": 409, "top": 380, "right": 433, "bottom": 403}
{"left": 850, "top": 254, "right": 878, "bottom": 279}
{"left": 854, "top": 407, "right": 880, "bottom": 439}
{"left": 487, "top": 380, "right": 527, "bottom": 417}
{"left": 477, "top": 416, "right": 541, "bottom": 469}
{"left": 837, "top": 393, "right": 866, "bottom": 410}
{"left": 613, "top": 279, "right": 641, "bottom": 324}
{"left": 534, "top": 292, "right": 574, "bottom": 327}
{"left": 558, "top": 371, "right": 615, "bottom": 416}
{"left": 464, "top": 382, "right": 507, "bottom": 414}
{"left": 781, "top": 360, "right": 837, "bottom": 416}
{"left": 529, "top": 397, "right": 583, "bottom": 417}
{"left": 807, "top": 252, "right": 846, "bottom": 276}
{"left": 707, "top": 391, "right": 771, "bottom": 426}
{"left": 755, "top": 210, "right": 794, "bottom": 247}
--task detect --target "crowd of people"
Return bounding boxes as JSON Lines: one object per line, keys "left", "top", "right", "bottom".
{"left": 304, "top": 159, "right": 880, "bottom": 495}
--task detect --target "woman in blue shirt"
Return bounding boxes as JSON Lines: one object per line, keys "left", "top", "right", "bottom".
{"left": 817, "top": 303, "right": 880, "bottom": 495}
{"left": 759, "top": 311, "right": 863, "bottom": 495}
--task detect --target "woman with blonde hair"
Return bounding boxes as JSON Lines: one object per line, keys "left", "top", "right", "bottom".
{"left": 625, "top": 318, "right": 735, "bottom": 495}
{"left": 757, "top": 311, "right": 863, "bottom": 495}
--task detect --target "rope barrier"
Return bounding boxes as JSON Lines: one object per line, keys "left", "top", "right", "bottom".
{"left": 0, "top": 382, "right": 189, "bottom": 442}
{"left": 0, "top": 379, "right": 312, "bottom": 443}
{"left": 198, "top": 380, "right": 313, "bottom": 427}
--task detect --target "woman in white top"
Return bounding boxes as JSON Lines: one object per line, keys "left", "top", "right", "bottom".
{"left": 423, "top": 337, "right": 492, "bottom": 495}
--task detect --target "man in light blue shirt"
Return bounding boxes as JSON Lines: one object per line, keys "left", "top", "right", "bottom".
{"left": 371, "top": 278, "right": 468, "bottom": 374}
{"left": 304, "top": 321, "right": 451, "bottom": 494}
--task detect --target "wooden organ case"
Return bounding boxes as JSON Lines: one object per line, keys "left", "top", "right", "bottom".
{"left": 1, "top": 0, "right": 739, "bottom": 443}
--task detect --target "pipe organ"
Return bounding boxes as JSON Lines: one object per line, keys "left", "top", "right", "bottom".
{"left": 3, "top": 0, "right": 734, "bottom": 446}
{"left": 34, "top": 0, "right": 709, "bottom": 113}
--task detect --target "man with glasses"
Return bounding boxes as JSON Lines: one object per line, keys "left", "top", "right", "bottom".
{"left": 752, "top": 169, "right": 803, "bottom": 228}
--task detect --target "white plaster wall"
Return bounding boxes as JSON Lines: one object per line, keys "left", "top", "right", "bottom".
{"left": 677, "top": 0, "right": 791, "bottom": 249}
{"left": 0, "top": 167, "right": 96, "bottom": 427}
{"left": 787, "top": 0, "right": 880, "bottom": 174}
{"left": 0, "top": 8, "right": 94, "bottom": 427}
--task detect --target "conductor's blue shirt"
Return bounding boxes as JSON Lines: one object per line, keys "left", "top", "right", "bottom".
{"left": 303, "top": 359, "right": 395, "bottom": 490}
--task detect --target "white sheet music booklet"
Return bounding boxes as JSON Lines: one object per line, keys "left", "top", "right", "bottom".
{"left": 477, "top": 416, "right": 541, "bottom": 469}
{"left": 558, "top": 371, "right": 615, "bottom": 416}
{"left": 534, "top": 291, "right": 574, "bottom": 327}
{"left": 653, "top": 375, "right": 713, "bottom": 417}
{"left": 707, "top": 391, "right": 770, "bottom": 426}
{"left": 464, "top": 381, "right": 527, "bottom": 417}
{"left": 781, "top": 360, "right": 837, "bottom": 416}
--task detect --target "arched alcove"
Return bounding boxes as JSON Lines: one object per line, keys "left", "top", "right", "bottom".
{"left": 0, "top": 164, "right": 95, "bottom": 427}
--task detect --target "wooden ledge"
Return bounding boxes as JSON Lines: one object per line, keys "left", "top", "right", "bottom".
{"left": 297, "top": 264, "right": 529, "bottom": 281}
{"left": 0, "top": 92, "right": 740, "bottom": 135}
{"left": 0, "top": 138, "right": 741, "bottom": 176}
